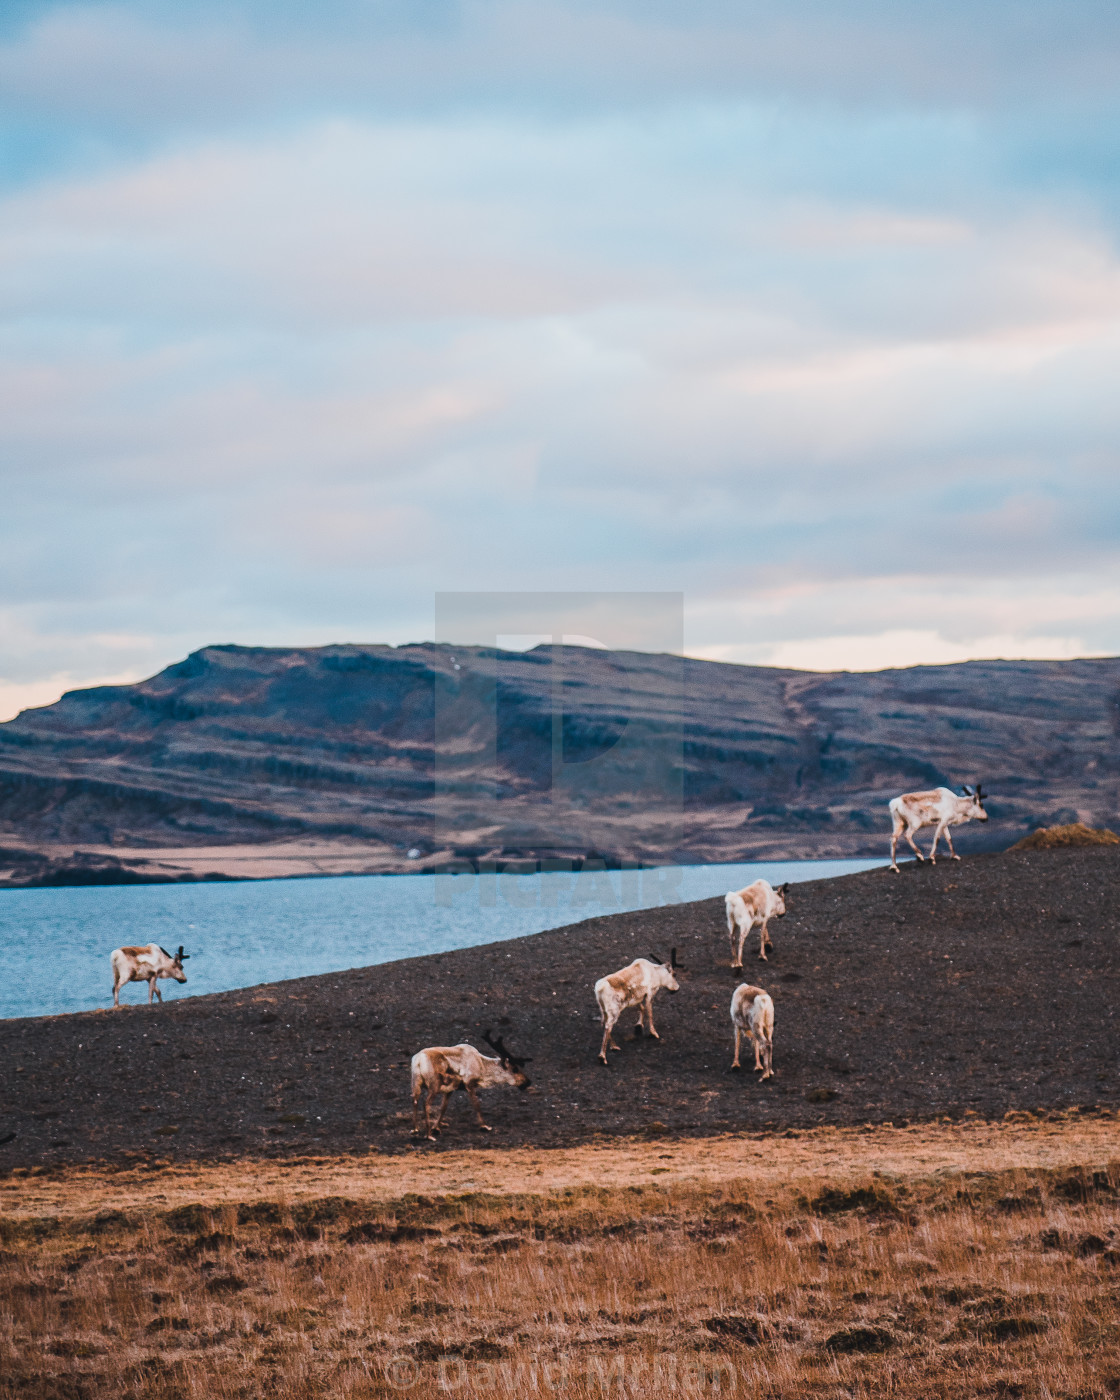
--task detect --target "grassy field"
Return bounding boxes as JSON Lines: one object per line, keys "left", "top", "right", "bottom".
{"left": 2, "top": 1114, "right": 1118, "bottom": 1399}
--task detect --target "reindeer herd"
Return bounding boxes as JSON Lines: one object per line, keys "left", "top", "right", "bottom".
{"left": 108, "top": 784, "right": 988, "bottom": 1143}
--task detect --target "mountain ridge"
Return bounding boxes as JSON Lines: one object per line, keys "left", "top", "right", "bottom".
{"left": 1, "top": 642, "right": 1118, "bottom": 885}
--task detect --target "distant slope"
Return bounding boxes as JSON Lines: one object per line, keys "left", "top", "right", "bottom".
{"left": 1, "top": 642, "right": 1119, "bottom": 880}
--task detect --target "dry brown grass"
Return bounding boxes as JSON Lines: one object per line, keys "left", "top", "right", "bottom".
{"left": 1010, "top": 824, "right": 1120, "bottom": 850}
{"left": 2, "top": 1118, "right": 1119, "bottom": 1399}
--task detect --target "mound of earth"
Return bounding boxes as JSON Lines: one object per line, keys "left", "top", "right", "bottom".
{"left": 1011, "top": 823, "right": 1120, "bottom": 851}
{"left": 0, "top": 846, "right": 1117, "bottom": 1168}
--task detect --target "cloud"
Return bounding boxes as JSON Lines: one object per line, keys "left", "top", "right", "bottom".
{"left": 1, "top": 6, "right": 1119, "bottom": 696}
{"left": 692, "top": 630, "right": 1100, "bottom": 674}
{"left": 4, "top": 1, "right": 1120, "bottom": 148}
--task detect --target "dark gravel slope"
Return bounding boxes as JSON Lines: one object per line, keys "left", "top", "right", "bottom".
{"left": 2, "top": 847, "right": 1118, "bottom": 1166}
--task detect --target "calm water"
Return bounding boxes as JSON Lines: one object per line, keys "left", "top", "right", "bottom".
{"left": 0, "top": 859, "right": 886, "bottom": 1019}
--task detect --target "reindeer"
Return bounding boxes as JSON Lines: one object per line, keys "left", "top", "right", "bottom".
{"left": 110, "top": 944, "right": 189, "bottom": 1007}
{"left": 725, "top": 880, "right": 788, "bottom": 967}
{"left": 889, "top": 785, "right": 988, "bottom": 870}
{"left": 594, "top": 951, "right": 681, "bottom": 1065}
{"left": 730, "top": 983, "right": 774, "bottom": 1079}
{"left": 410, "top": 1031, "right": 531, "bottom": 1141}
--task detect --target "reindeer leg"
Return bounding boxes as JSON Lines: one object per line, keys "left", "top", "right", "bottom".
{"left": 152, "top": 980, "right": 162, "bottom": 1004}
{"left": 599, "top": 1016, "right": 616, "bottom": 1065}
{"left": 753, "top": 1035, "right": 762, "bottom": 1072}
{"left": 733, "top": 925, "right": 746, "bottom": 970}
{"left": 465, "top": 1084, "right": 491, "bottom": 1132}
{"left": 431, "top": 1088, "right": 454, "bottom": 1138}
{"left": 944, "top": 826, "right": 960, "bottom": 860}
{"left": 760, "top": 1040, "right": 773, "bottom": 1080}
{"left": 758, "top": 920, "right": 770, "bottom": 961}
{"left": 904, "top": 823, "right": 925, "bottom": 863}
{"left": 890, "top": 822, "right": 901, "bottom": 872}
{"left": 646, "top": 995, "right": 660, "bottom": 1040}
{"left": 731, "top": 1026, "right": 742, "bottom": 1071}
{"left": 411, "top": 1083, "right": 425, "bottom": 1136}
{"left": 928, "top": 821, "right": 946, "bottom": 865}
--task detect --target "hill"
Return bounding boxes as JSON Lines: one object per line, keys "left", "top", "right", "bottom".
{"left": 1, "top": 845, "right": 1116, "bottom": 1165}
{"left": 2, "top": 643, "right": 1120, "bottom": 883}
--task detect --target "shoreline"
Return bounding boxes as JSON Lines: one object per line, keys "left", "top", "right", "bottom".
{"left": 1, "top": 833, "right": 1006, "bottom": 891}
{"left": 1, "top": 846, "right": 1117, "bottom": 1169}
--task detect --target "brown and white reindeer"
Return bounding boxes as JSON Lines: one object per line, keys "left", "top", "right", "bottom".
{"left": 730, "top": 983, "right": 774, "bottom": 1079}
{"left": 410, "top": 1031, "right": 531, "bottom": 1141}
{"left": 725, "top": 880, "right": 788, "bottom": 967}
{"left": 110, "top": 943, "right": 189, "bottom": 1007}
{"left": 888, "top": 785, "right": 988, "bottom": 871}
{"left": 594, "top": 950, "right": 681, "bottom": 1065}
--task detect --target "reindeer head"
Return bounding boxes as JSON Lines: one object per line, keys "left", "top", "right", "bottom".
{"left": 962, "top": 785, "right": 989, "bottom": 821}
{"left": 645, "top": 948, "right": 682, "bottom": 993}
{"left": 774, "top": 883, "right": 790, "bottom": 916}
{"left": 171, "top": 945, "right": 189, "bottom": 983}
{"left": 482, "top": 1030, "right": 532, "bottom": 1089}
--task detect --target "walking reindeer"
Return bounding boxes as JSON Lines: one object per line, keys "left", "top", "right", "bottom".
{"left": 888, "top": 785, "right": 988, "bottom": 870}
{"left": 730, "top": 983, "right": 774, "bottom": 1080}
{"left": 594, "top": 950, "right": 682, "bottom": 1065}
{"left": 410, "top": 1030, "right": 531, "bottom": 1141}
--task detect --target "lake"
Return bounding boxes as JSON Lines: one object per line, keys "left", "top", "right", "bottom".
{"left": 0, "top": 858, "right": 886, "bottom": 1019}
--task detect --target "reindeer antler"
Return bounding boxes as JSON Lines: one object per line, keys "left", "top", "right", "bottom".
{"left": 669, "top": 947, "right": 684, "bottom": 970}
{"left": 176, "top": 945, "right": 190, "bottom": 962}
{"left": 483, "top": 1028, "right": 531, "bottom": 1068}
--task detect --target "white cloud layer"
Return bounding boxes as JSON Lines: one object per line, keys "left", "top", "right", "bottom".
{"left": 1, "top": 2, "right": 1119, "bottom": 704}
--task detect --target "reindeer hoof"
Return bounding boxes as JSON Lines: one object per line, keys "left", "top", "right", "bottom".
{"left": 730, "top": 1063, "right": 741, "bottom": 1073}
{"left": 480, "top": 1125, "right": 492, "bottom": 1133}
{"left": 952, "top": 854, "right": 961, "bottom": 861}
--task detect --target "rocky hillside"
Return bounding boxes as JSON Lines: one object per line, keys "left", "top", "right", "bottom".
{"left": 1, "top": 643, "right": 1118, "bottom": 880}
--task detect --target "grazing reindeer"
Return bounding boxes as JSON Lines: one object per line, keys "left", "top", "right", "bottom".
{"left": 111, "top": 944, "right": 189, "bottom": 1007}
{"left": 889, "top": 785, "right": 988, "bottom": 871}
{"left": 725, "top": 881, "right": 788, "bottom": 967}
{"left": 410, "top": 1031, "right": 531, "bottom": 1141}
{"left": 730, "top": 984, "right": 774, "bottom": 1079}
{"left": 595, "top": 951, "right": 681, "bottom": 1065}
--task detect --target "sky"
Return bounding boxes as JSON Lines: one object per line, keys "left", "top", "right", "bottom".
{"left": 3, "top": 1, "right": 1120, "bottom": 720}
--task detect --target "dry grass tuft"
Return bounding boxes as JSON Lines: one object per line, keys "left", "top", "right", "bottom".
{"left": 1011, "top": 823, "right": 1120, "bottom": 850}
{"left": 2, "top": 1130, "right": 1120, "bottom": 1399}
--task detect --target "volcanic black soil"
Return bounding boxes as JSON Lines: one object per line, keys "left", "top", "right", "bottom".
{"left": 2, "top": 847, "right": 1118, "bottom": 1167}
